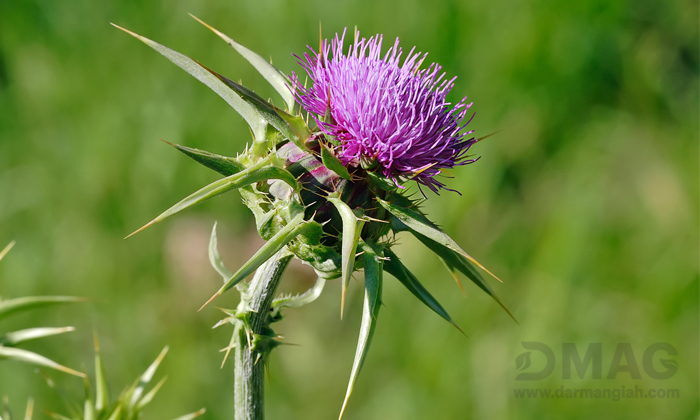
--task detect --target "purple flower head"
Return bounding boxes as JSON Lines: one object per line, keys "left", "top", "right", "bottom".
{"left": 292, "top": 29, "right": 478, "bottom": 193}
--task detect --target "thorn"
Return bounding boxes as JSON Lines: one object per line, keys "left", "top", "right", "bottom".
{"left": 124, "top": 219, "right": 157, "bottom": 239}
{"left": 0, "top": 240, "right": 16, "bottom": 262}
{"left": 475, "top": 129, "right": 504, "bottom": 143}
{"left": 199, "top": 292, "right": 220, "bottom": 311}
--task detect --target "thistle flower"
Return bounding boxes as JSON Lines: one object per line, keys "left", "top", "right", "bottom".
{"left": 293, "top": 30, "right": 477, "bottom": 192}
{"left": 115, "top": 18, "right": 512, "bottom": 419}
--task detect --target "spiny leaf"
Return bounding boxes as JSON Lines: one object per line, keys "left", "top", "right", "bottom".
{"left": 126, "top": 160, "right": 297, "bottom": 238}
{"left": 413, "top": 232, "right": 516, "bottom": 323}
{"left": 162, "top": 140, "right": 243, "bottom": 176}
{"left": 203, "top": 69, "right": 308, "bottom": 151}
{"left": 23, "top": 398, "right": 33, "bottom": 420}
{"left": 272, "top": 276, "right": 326, "bottom": 310}
{"left": 189, "top": 14, "right": 295, "bottom": 110}
{"left": 339, "top": 240, "right": 383, "bottom": 420}
{"left": 327, "top": 196, "right": 364, "bottom": 318}
{"left": 0, "top": 347, "right": 85, "bottom": 378}
{"left": 202, "top": 213, "right": 316, "bottom": 309}
{"left": 93, "top": 335, "right": 109, "bottom": 414}
{"left": 0, "top": 241, "right": 15, "bottom": 263}
{"left": 127, "top": 346, "right": 168, "bottom": 410}
{"left": 111, "top": 23, "right": 268, "bottom": 142}
{"left": 383, "top": 248, "right": 463, "bottom": 334}
{"left": 135, "top": 376, "right": 167, "bottom": 410}
{"left": 208, "top": 222, "right": 233, "bottom": 282}
{"left": 320, "top": 143, "right": 352, "bottom": 180}
{"left": 172, "top": 408, "right": 206, "bottom": 420}
{"left": 439, "top": 257, "right": 466, "bottom": 296}
{"left": 0, "top": 327, "right": 75, "bottom": 346}
{"left": 378, "top": 197, "right": 502, "bottom": 283}
{"left": 0, "top": 297, "right": 86, "bottom": 322}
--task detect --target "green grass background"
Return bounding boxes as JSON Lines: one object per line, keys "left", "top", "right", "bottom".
{"left": 0, "top": 0, "right": 697, "bottom": 419}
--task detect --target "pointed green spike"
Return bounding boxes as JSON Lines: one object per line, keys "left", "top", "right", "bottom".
{"left": 327, "top": 196, "right": 364, "bottom": 318}
{"left": 0, "top": 241, "right": 15, "bottom": 263}
{"left": 93, "top": 335, "right": 109, "bottom": 414}
{"left": 126, "top": 161, "right": 297, "bottom": 238}
{"left": 0, "top": 296, "right": 86, "bottom": 322}
{"left": 44, "top": 413, "right": 72, "bottom": 420}
{"left": 378, "top": 197, "right": 502, "bottom": 283}
{"left": 0, "top": 327, "right": 75, "bottom": 346}
{"left": 272, "top": 276, "right": 326, "bottom": 310}
{"left": 83, "top": 375, "right": 95, "bottom": 420}
{"left": 203, "top": 69, "right": 308, "bottom": 151}
{"left": 339, "top": 240, "right": 383, "bottom": 420}
{"left": 413, "top": 232, "right": 517, "bottom": 323}
{"left": 208, "top": 222, "right": 234, "bottom": 282}
{"left": 2, "top": 395, "right": 12, "bottom": 420}
{"left": 104, "top": 405, "right": 122, "bottom": 420}
{"left": 383, "top": 248, "right": 464, "bottom": 334}
{"left": 171, "top": 408, "right": 206, "bottom": 420}
{"left": 23, "top": 398, "right": 33, "bottom": 420}
{"left": 111, "top": 24, "right": 268, "bottom": 142}
{"left": 202, "top": 213, "right": 318, "bottom": 309}
{"left": 135, "top": 376, "right": 167, "bottom": 410}
{"left": 320, "top": 143, "right": 352, "bottom": 180}
{"left": 189, "top": 15, "right": 295, "bottom": 110}
{"left": 162, "top": 140, "right": 242, "bottom": 176}
{"left": 127, "top": 347, "right": 168, "bottom": 410}
{"left": 0, "top": 347, "right": 85, "bottom": 378}
{"left": 439, "top": 257, "right": 466, "bottom": 296}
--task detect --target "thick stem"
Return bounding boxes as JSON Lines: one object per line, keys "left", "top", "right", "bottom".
{"left": 234, "top": 252, "right": 292, "bottom": 420}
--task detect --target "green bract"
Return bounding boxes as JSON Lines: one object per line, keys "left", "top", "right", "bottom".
{"left": 116, "top": 18, "right": 513, "bottom": 418}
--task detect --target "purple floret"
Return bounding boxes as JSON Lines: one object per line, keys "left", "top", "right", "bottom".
{"left": 291, "top": 29, "right": 478, "bottom": 193}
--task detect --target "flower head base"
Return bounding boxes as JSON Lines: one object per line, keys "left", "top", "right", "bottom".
{"left": 293, "top": 30, "right": 477, "bottom": 193}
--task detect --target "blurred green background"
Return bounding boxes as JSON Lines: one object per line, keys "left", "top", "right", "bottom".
{"left": 0, "top": 0, "right": 697, "bottom": 419}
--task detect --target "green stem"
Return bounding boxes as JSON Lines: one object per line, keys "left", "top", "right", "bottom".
{"left": 234, "top": 252, "right": 291, "bottom": 420}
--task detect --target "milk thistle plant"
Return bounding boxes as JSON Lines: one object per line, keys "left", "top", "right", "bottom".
{"left": 115, "top": 17, "right": 512, "bottom": 420}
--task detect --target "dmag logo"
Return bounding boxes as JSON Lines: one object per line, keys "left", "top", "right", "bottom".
{"left": 515, "top": 342, "right": 678, "bottom": 381}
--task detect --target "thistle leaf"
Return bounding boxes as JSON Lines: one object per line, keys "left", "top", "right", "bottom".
{"left": 127, "top": 346, "right": 168, "bottom": 410}
{"left": 439, "top": 257, "right": 466, "bottom": 296}
{"left": 111, "top": 24, "right": 268, "bottom": 142}
{"left": 320, "top": 144, "right": 352, "bottom": 180}
{"left": 189, "top": 15, "right": 295, "bottom": 110}
{"left": 171, "top": 408, "right": 206, "bottom": 420}
{"left": 0, "top": 347, "right": 85, "bottom": 378}
{"left": 0, "top": 241, "right": 15, "bottom": 263}
{"left": 93, "top": 335, "right": 109, "bottom": 414}
{"left": 204, "top": 69, "right": 308, "bottom": 151}
{"left": 327, "top": 196, "right": 364, "bottom": 318}
{"left": 208, "top": 222, "right": 234, "bottom": 282}
{"left": 23, "top": 398, "right": 33, "bottom": 420}
{"left": 272, "top": 276, "right": 326, "bottom": 310}
{"left": 378, "top": 197, "right": 501, "bottom": 283}
{"left": 0, "top": 327, "right": 75, "bottom": 346}
{"left": 202, "top": 213, "right": 316, "bottom": 308}
{"left": 0, "top": 297, "right": 85, "bottom": 322}
{"left": 135, "top": 376, "right": 166, "bottom": 410}
{"left": 339, "top": 240, "right": 383, "bottom": 420}
{"left": 413, "top": 232, "right": 516, "bottom": 322}
{"left": 162, "top": 140, "right": 243, "bottom": 176}
{"left": 383, "top": 248, "right": 463, "bottom": 333}
{"left": 126, "top": 161, "right": 297, "bottom": 238}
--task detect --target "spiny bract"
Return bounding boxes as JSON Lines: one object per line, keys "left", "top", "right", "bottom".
{"left": 116, "top": 18, "right": 512, "bottom": 419}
